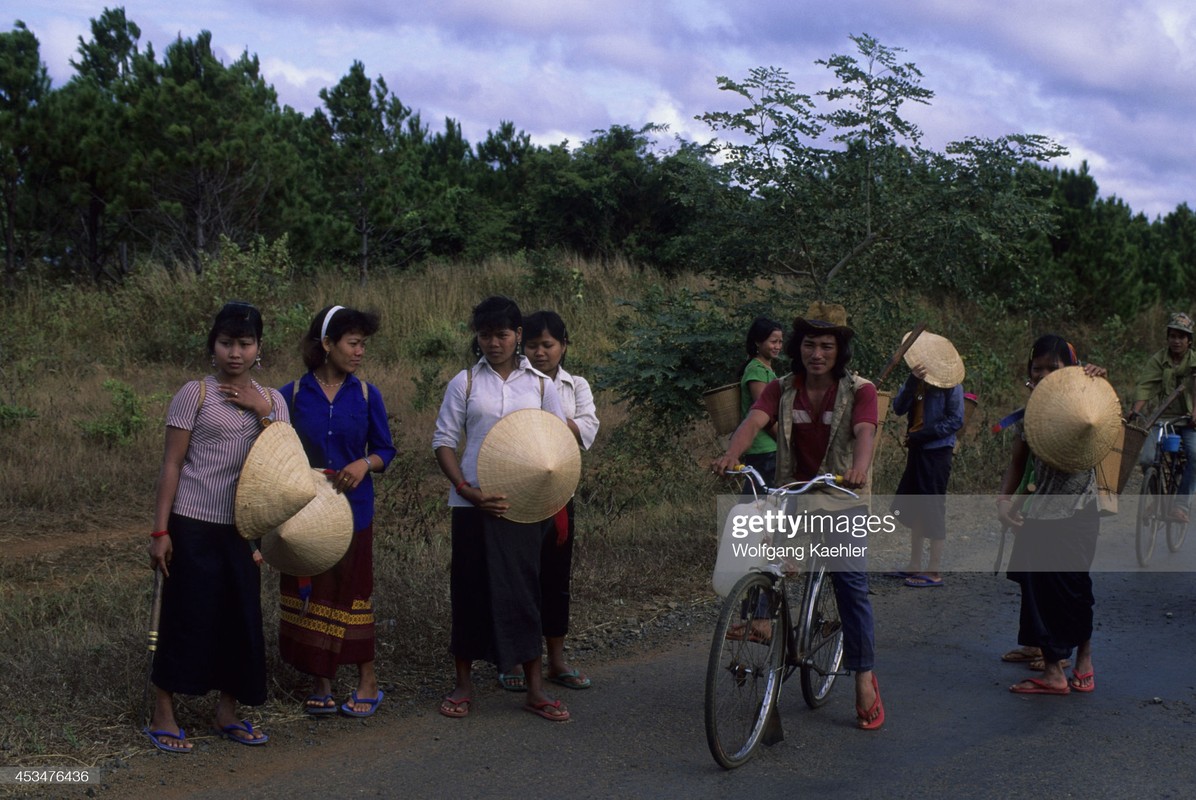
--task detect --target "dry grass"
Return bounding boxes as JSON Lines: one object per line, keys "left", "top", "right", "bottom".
{"left": 0, "top": 255, "right": 1166, "bottom": 763}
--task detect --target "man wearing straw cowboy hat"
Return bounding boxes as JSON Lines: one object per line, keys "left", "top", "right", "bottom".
{"left": 1130, "top": 312, "right": 1196, "bottom": 524}
{"left": 889, "top": 331, "right": 965, "bottom": 588}
{"left": 713, "top": 301, "right": 885, "bottom": 731}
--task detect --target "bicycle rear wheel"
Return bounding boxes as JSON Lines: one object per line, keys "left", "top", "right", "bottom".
{"left": 799, "top": 565, "right": 845, "bottom": 708}
{"left": 1136, "top": 466, "right": 1161, "bottom": 567}
{"left": 705, "top": 571, "right": 784, "bottom": 770}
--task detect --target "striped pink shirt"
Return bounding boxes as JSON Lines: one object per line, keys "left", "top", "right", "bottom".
{"left": 165, "top": 376, "right": 290, "bottom": 525}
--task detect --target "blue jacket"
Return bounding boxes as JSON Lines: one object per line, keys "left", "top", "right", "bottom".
{"left": 892, "top": 376, "right": 964, "bottom": 450}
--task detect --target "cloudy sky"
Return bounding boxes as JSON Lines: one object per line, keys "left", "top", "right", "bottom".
{"left": 14, "top": 1, "right": 1196, "bottom": 219}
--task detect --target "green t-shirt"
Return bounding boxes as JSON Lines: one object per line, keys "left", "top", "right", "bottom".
{"left": 740, "top": 358, "right": 778, "bottom": 455}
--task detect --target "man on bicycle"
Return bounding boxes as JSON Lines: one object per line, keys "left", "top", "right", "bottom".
{"left": 712, "top": 301, "right": 883, "bottom": 731}
{"left": 1130, "top": 312, "right": 1196, "bottom": 523}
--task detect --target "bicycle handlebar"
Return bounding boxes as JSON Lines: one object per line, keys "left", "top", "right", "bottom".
{"left": 727, "top": 465, "right": 860, "bottom": 500}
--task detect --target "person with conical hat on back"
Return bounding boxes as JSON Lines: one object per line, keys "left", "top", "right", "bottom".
{"left": 1130, "top": 312, "right": 1196, "bottom": 525}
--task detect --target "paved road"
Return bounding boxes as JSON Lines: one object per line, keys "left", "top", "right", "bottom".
{"left": 95, "top": 563, "right": 1196, "bottom": 800}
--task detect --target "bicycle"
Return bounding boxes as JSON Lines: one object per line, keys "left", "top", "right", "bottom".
{"left": 1136, "top": 419, "right": 1190, "bottom": 566}
{"left": 704, "top": 466, "right": 853, "bottom": 770}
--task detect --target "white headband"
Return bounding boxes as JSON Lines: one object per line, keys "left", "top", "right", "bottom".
{"left": 320, "top": 306, "right": 345, "bottom": 341}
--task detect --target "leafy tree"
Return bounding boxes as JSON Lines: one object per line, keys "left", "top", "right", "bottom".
{"left": 314, "top": 61, "right": 426, "bottom": 282}
{"left": 42, "top": 7, "right": 143, "bottom": 283}
{"left": 698, "top": 34, "right": 1066, "bottom": 297}
{"left": 0, "top": 21, "right": 50, "bottom": 289}
{"left": 126, "top": 31, "right": 293, "bottom": 271}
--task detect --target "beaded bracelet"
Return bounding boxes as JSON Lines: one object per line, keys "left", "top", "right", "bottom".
{"left": 455, "top": 480, "right": 469, "bottom": 493}
{"left": 150, "top": 529, "right": 169, "bottom": 538}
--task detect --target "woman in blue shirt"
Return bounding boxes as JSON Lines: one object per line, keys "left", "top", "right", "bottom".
{"left": 279, "top": 305, "right": 397, "bottom": 718}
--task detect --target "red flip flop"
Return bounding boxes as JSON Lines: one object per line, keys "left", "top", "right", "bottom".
{"left": 524, "top": 699, "right": 570, "bottom": 722}
{"left": 1010, "top": 677, "right": 1070, "bottom": 695}
{"left": 1069, "top": 671, "right": 1095, "bottom": 693}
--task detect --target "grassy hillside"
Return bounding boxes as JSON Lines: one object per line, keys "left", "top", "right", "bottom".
{"left": 0, "top": 251, "right": 1165, "bottom": 761}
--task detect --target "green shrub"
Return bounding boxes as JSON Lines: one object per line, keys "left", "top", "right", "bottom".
{"left": 76, "top": 380, "right": 151, "bottom": 447}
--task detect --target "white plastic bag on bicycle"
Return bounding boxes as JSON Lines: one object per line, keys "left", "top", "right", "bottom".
{"left": 713, "top": 494, "right": 793, "bottom": 597}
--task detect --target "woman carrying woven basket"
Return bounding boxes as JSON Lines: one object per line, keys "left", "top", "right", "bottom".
{"left": 738, "top": 317, "right": 784, "bottom": 491}
{"left": 432, "top": 296, "right": 571, "bottom": 721}
{"left": 145, "top": 302, "right": 290, "bottom": 753}
{"left": 996, "top": 335, "right": 1112, "bottom": 695}
{"left": 278, "top": 306, "right": 396, "bottom": 718}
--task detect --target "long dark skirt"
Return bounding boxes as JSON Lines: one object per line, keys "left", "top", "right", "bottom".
{"left": 891, "top": 446, "right": 953, "bottom": 540}
{"left": 1012, "top": 504, "right": 1099, "bottom": 663}
{"left": 278, "top": 525, "right": 375, "bottom": 678}
{"left": 152, "top": 513, "right": 266, "bottom": 705}
{"left": 450, "top": 507, "right": 549, "bottom": 672}
{"left": 541, "top": 500, "right": 575, "bottom": 638}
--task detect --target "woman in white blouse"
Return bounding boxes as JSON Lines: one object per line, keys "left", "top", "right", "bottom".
{"left": 521, "top": 310, "right": 600, "bottom": 689}
{"left": 432, "top": 296, "right": 571, "bottom": 722}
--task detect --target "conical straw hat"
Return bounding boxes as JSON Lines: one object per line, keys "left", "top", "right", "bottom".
{"left": 235, "top": 422, "right": 318, "bottom": 540}
{"left": 902, "top": 330, "right": 965, "bottom": 388}
{"left": 258, "top": 469, "right": 353, "bottom": 576}
{"left": 1024, "top": 366, "right": 1123, "bottom": 473}
{"left": 477, "top": 409, "right": 582, "bottom": 523}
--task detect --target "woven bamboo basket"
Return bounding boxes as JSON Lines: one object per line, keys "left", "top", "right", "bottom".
{"left": 1096, "top": 422, "right": 1147, "bottom": 496}
{"left": 702, "top": 383, "right": 742, "bottom": 436}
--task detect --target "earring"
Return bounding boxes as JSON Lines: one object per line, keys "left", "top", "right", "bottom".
{"left": 255, "top": 354, "right": 262, "bottom": 368}
{"left": 211, "top": 355, "right": 216, "bottom": 369}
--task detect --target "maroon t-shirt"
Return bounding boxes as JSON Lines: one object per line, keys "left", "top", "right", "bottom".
{"left": 752, "top": 375, "right": 878, "bottom": 481}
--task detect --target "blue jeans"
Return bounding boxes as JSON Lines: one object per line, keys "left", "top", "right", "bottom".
{"left": 1139, "top": 423, "right": 1196, "bottom": 509}
{"left": 817, "top": 506, "right": 876, "bottom": 673}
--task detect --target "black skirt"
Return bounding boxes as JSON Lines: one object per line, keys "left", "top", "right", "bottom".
{"left": 450, "top": 507, "right": 550, "bottom": 671}
{"left": 1013, "top": 503, "right": 1099, "bottom": 663}
{"left": 151, "top": 513, "right": 266, "bottom": 705}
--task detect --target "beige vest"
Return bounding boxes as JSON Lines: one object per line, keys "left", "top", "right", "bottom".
{"left": 775, "top": 372, "right": 874, "bottom": 511}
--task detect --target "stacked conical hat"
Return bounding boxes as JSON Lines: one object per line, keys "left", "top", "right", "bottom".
{"left": 235, "top": 422, "right": 317, "bottom": 539}
{"left": 258, "top": 469, "right": 354, "bottom": 576}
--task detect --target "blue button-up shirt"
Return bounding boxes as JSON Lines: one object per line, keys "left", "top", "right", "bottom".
{"left": 892, "top": 376, "right": 964, "bottom": 450}
{"left": 282, "top": 372, "right": 397, "bottom": 530}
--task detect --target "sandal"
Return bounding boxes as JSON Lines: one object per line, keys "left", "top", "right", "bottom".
{"left": 1000, "top": 647, "right": 1041, "bottom": 663}
{"left": 438, "top": 695, "right": 472, "bottom": 718}
{"left": 304, "top": 694, "right": 337, "bottom": 716}
{"left": 547, "top": 669, "right": 592, "bottom": 690}
{"left": 1069, "top": 670, "right": 1095, "bottom": 693}
{"left": 856, "top": 674, "right": 884, "bottom": 731}
{"left": 497, "top": 672, "right": 527, "bottom": 692}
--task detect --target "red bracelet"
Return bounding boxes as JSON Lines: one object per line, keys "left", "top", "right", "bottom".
{"left": 150, "top": 529, "right": 169, "bottom": 538}
{"left": 455, "top": 480, "right": 469, "bottom": 493}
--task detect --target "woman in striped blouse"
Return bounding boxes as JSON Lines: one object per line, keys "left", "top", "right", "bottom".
{"left": 144, "top": 302, "right": 289, "bottom": 753}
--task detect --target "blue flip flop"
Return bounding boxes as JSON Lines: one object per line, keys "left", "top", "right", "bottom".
{"left": 142, "top": 726, "right": 191, "bottom": 754}
{"left": 340, "top": 690, "right": 384, "bottom": 718}
{"left": 547, "top": 669, "right": 592, "bottom": 690}
{"left": 217, "top": 719, "right": 269, "bottom": 745}
{"left": 904, "top": 574, "right": 944, "bottom": 588}
{"left": 304, "top": 694, "right": 338, "bottom": 716}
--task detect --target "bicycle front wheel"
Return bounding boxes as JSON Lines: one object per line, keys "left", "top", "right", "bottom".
{"left": 705, "top": 571, "right": 784, "bottom": 770}
{"left": 1136, "top": 466, "right": 1161, "bottom": 567}
{"left": 799, "top": 566, "right": 845, "bottom": 708}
